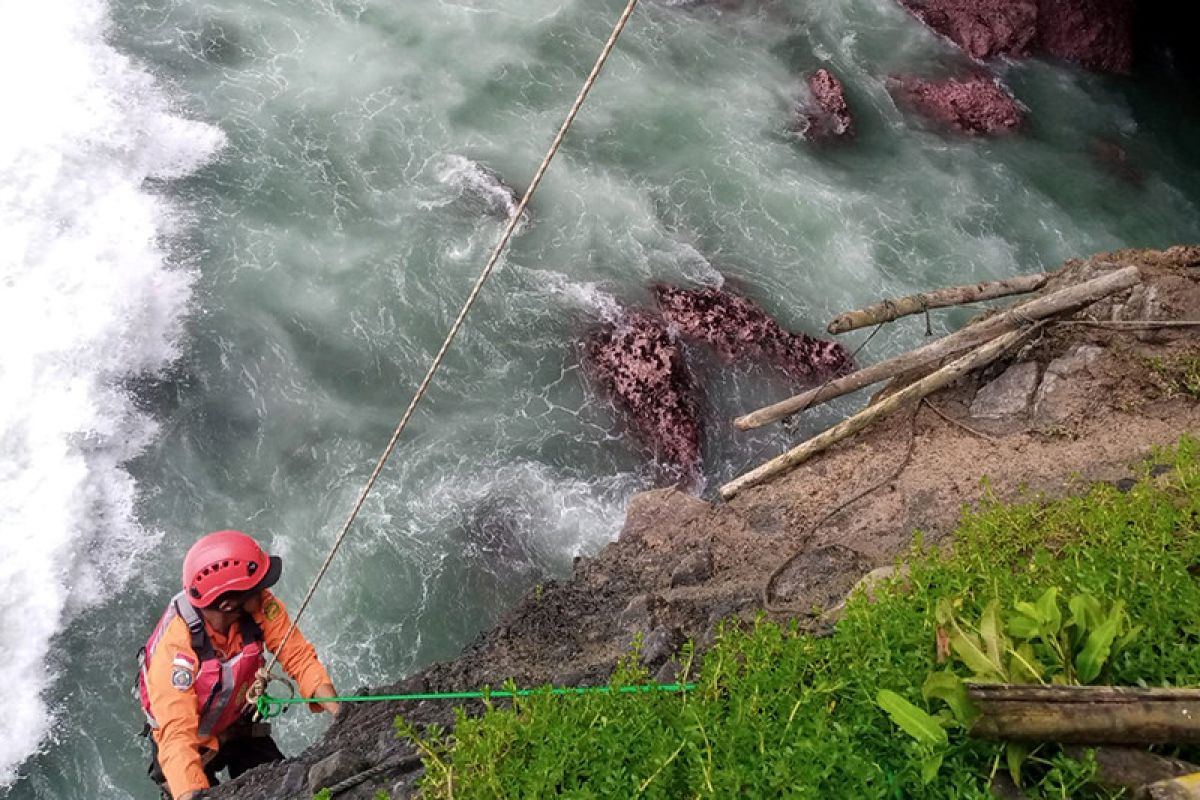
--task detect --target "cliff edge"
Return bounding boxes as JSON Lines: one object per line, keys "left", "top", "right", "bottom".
{"left": 208, "top": 245, "right": 1200, "bottom": 800}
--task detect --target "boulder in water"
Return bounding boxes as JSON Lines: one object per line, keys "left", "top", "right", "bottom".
{"left": 585, "top": 311, "right": 703, "bottom": 478}
{"left": 440, "top": 155, "right": 524, "bottom": 222}
{"left": 791, "top": 69, "right": 856, "bottom": 141}
{"left": 897, "top": 0, "right": 1038, "bottom": 59}
{"left": 652, "top": 285, "right": 854, "bottom": 381}
{"left": 891, "top": 74, "right": 1024, "bottom": 135}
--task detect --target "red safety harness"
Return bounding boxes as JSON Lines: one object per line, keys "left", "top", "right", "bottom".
{"left": 138, "top": 592, "right": 265, "bottom": 738}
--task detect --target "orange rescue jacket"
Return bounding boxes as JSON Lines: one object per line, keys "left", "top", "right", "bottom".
{"left": 139, "top": 590, "right": 331, "bottom": 799}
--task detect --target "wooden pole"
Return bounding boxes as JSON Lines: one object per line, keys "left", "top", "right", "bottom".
{"left": 720, "top": 326, "right": 1033, "bottom": 500}
{"left": 826, "top": 272, "right": 1050, "bottom": 334}
{"left": 967, "top": 684, "right": 1200, "bottom": 745}
{"left": 735, "top": 266, "right": 1139, "bottom": 431}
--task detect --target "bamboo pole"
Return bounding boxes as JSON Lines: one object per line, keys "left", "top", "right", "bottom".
{"left": 735, "top": 266, "right": 1139, "bottom": 431}
{"left": 826, "top": 272, "right": 1050, "bottom": 334}
{"left": 967, "top": 684, "right": 1200, "bottom": 745}
{"left": 720, "top": 326, "right": 1033, "bottom": 500}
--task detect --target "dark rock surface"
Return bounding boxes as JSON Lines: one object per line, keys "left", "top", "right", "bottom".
{"left": 898, "top": 0, "right": 1038, "bottom": 59}
{"left": 792, "top": 68, "right": 856, "bottom": 140}
{"left": 653, "top": 285, "right": 854, "bottom": 381}
{"left": 1036, "top": 0, "right": 1135, "bottom": 74}
{"left": 585, "top": 311, "right": 703, "bottom": 477}
{"left": 891, "top": 74, "right": 1024, "bottom": 135}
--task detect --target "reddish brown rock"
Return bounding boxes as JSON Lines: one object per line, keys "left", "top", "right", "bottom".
{"left": 585, "top": 312, "right": 703, "bottom": 477}
{"left": 893, "top": 0, "right": 1134, "bottom": 75}
{"left": 1036, "top": 0, "right": 1134, "bottom": 74}
{"left": 892, "top": 75, "right": 1024, "bottom": 135}
{"left": 792, "top": 68, "right": 856, "bottom": 140}
{"left": 652, "top": 285, "right": 854, "bottom": 382}
{"left": 898, "top": 0, "right": 1038, "bottom": 59}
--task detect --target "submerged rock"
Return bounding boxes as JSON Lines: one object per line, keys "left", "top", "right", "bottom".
{"left": 898, "top": 0, "right": 1037, "bottom": 59}
{"left": 791, "top": 68, "right": 856, "bottom": 141}
{"left": 891, "top": 74, "right": 1024, "bottom": 135}
{"left": 585, "top": 311, "right": 703, "bottom": 477}
{"left": 1036, "top": 0, "right": 1134, "bottom": 74}
{"left": 440, "top": 155, "right": 524, "bottom": 221}
{"left": 653, "top": 285, "right": 854, "bottom": 381}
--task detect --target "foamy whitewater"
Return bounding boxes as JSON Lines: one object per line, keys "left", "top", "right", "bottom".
{"left": 0, "top": 0, "right": 223, "bottom": 783}
{"left": 4, "top": 0, "right": 1200, "bottom": 796}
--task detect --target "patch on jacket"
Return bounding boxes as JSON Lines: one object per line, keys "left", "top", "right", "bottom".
{"left": 171, "top": 667, "right": 194, "bottom": 690}
{"left": 172, "top": 653, "right": 197, "bottom": 670}
{"left": 263, "top": 599, "right": 282, "bottom": 621}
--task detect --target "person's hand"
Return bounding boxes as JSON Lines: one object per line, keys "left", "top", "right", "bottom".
{"left": 314, "top": 682, "right": 340, "bottom": 716}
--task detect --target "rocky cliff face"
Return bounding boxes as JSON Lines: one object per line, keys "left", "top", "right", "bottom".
{"left": 203, "top": 247, "right": 1200, "bottom": 800}
{"left": 896, "top": 0, "right": 1135, "bottom": 73}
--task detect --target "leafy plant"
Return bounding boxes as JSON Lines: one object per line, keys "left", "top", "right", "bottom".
{"left": 882, "top": 589, "right": 1137, "bottom": 783}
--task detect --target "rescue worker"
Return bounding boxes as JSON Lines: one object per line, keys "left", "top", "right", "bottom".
{"left": 137, "top": 530, "right": 340, "bottom": 799}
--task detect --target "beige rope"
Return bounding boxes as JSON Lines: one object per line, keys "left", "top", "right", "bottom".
{"left": 254, "top": 0, "right": 643, "bottom": 694}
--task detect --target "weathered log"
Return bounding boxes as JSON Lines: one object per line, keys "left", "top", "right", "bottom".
{"left": 719, "top": 326, "right": 1034, "bottom": 500}
{"left": 967, "top": 684, "right": 1200, "bottom": 745}
{"left": 735, "top": 266, "right": 1139, "bottom": 430}
{"left": 826, "top": 272, "right": 1050, "bottom": 334}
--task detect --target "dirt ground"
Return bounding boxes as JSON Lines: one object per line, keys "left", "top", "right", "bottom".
{"left": 207, "top": 245, "right": 1199, "bottom": 800}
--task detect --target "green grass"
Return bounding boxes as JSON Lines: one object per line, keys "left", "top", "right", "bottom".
{"left": 396, "top": 436, "right": 1200, "bottom": 799}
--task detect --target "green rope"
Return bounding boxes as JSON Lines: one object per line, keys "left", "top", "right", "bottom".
{"left": 255, "top": 682, "right": 696, "bottom": 720}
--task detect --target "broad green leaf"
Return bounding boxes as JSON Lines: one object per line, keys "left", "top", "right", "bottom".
{"left": 1035, "top": 588, "right": 1062, "bottom": 635}
{"left": 1068, "top": 593, "right": 1102, "bottom": 633}
{"left": 950, "top": 627, "right": 1004, "bottom": 681}
{"left": 980, "top": 599, "right": 1006, "bottom": 670}
{"left": 1077, "top": 600, "right": 1125, "bottom": 683}
{"left": 1117, "top": 624, "right": 1143, "bottom": 651}
{"left": 1013, "top": 601, "right": 1043, "bottom": 624}
{"left": 1006, "top": 742, "right": 1030, "bottom": 786}
{"left": 1007, "top": 614, "right": 1040, "bottom": 641}
{"left": 876, "top": 690, "right": 948, "bottom": 748}
{"left": 922, "top": 671, "right": 978, "bottom": 725}
{"left": 921, "top": 751, "right": 945, "bottom": 785}
{"left": 1009, "top": 643, "right": 1045, "bottom": 684}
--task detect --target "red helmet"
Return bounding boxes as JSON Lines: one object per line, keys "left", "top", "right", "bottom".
{"left": 182, "top": 530, "right": 282, "bottom": 608}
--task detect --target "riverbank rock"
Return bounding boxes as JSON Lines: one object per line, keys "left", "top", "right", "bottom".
{"left": 898, "top": 0, "right": 1037, "bottom": 59}
{"left": 893, "top": 0, "right": 1134, "bottom": 73}
{"left": 653, "top": 285, "right": 854, "bottom": 381}
{"left": 585, "top": 311, "right": 703, "bottom": 476}
{"left": 791, "top": 68, "right": 856, "bottom": 140}
{"left": 891, "top": 74, "right": 1024, "bottom": 135}
{"left": 1036, "top": 0, "right": 1134, "bottom": 74}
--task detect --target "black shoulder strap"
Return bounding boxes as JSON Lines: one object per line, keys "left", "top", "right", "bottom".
{"left": 174, "top": 596, "right": 216, "bottom": 661}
